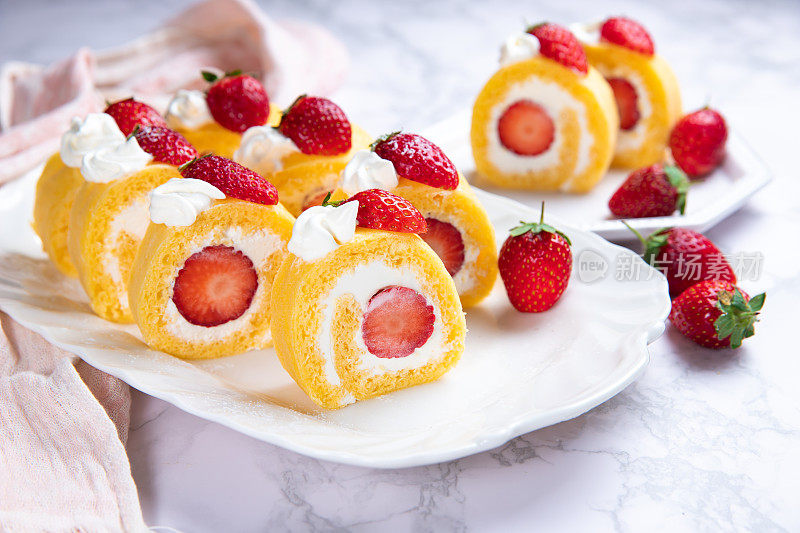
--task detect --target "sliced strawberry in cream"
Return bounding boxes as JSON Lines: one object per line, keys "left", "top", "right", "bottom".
{"left": 172, "top": 245, "right": 258, "bottom": 327}
{"left": 497, "top": 100, "right": 555, "bottom": 156}
{"left": 421, "top": 218, "right": 465, "bottom": 276}
{"left": 361, "top": 285, "right": 435, "bottom": 358}
{"left": 607, "top": 78, "right": 640, "bottom": 130}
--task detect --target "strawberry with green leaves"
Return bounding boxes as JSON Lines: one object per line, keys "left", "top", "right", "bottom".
{"left": 498, "top": 203, "right": 572, "bottom": 312}
{"left": 609, "top": 164, "right": 689, "bottom": 218}
{"left": 670, "top": 280, "right": 764, "bottom": 349}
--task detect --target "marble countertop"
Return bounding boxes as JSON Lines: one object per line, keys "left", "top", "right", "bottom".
{"left": 2, "top": 0, "right": 799, "bottom": 530}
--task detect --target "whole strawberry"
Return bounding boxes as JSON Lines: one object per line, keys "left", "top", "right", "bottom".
{"left": 669, "top": 107, "right": 728, "bottom": 178}
{"left": 628, "top": 226, "right": 736, "bottom": 297}
{"left": 339, "top": 189, "right": 426, "bottom": 233}
{"left": 133, "top": 125, "right": 198, "bottom": 166}
{"left": 527, "top": 23, "right": 588, "bottom": 75}
{"left": 609, "top": 164, "right": 688, "bottom": 218}
{"left": 204, "top": 70, "right": 270, "bottom": 133}
{"left": 498, "top": 204, "right": 572, "bottom": 312}
{"left": 104, "top": 98, "right": 167, "bottom": 136}
{"left": 278, "top": 95, "right": 352, "bottom": 156}
{"left": 372, "top": 132, "right": 459, "bottom": 190}
{"left": 670, "top": 280, "right": 764, "bottom": 349}
{"left": 600, "top": 17, "right": 655, "bottom": 56}
{"left": 180, "top": 155, "right": 278, "bottom": 206}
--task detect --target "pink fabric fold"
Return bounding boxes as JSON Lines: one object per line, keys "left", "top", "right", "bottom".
{"left": 0, "top": 313, "right": 146, "bottom": 532}
{"left": 0, "top": 0, "right": 349, "bottom": 529}
{"left": 0, "top": 0, "right": 349, "bottom": 186}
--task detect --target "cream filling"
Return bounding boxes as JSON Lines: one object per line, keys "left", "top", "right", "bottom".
{"left": 102, "top": 197, "right": 151, "bottom": 307}
{"left": 486, "top": 76, "right": 593, "bottom": 191}
{"left": 163, "top": 226, "right": 283, "bottom": 344}
{"left": 600, "top": 67, "right": 652, "bottom": 152}
{"left": 317, "top": 261, "right": 447, "bottom": 406}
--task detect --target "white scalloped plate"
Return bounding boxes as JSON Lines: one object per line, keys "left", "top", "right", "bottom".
{"left": 0, "top": 166, "right": 670, "bottom": 468}
{"left": 423, "top": 110, "right": 772, "bottom": 241}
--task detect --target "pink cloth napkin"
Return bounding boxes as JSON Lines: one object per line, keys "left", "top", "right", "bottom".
{"left": 0, "top": 0, "right": 347, "bottom": 529}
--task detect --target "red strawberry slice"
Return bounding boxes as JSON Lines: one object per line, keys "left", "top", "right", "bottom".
{"left": 104, "top": 98, "right": 167, "bottom": 136}
{"left": 421, "top": 218, "right": 465, "bottom": 276}
{"left": 528, "top": 23, "right": 588, "bottom": 74}
{"left": 172, "top": 245, "right": 258, "bottom": 327}
{"left": 372, "top": 132, "right": 459, "bottom": 190}
{"left": 607, "top": 78, "right": 640, "bottom": 130}
{"left": 278, "top": 95, "right": 352, "bottom": 156}
{"left": 497, "top": 100, "right": 555, "bottom": 156}
{"left": 342, "top": 189, "right": 427, "bottom": 233}
{"left": 133, "top": 125, "right": 198, "bottom": 166}
{"left": 205, "top": 72, "right": 270, "bottom": 133}
{"left": 180, "top": 155, "right": 278, "bottom": 205}
{"left": 361, "top": 285, "right": 435, "bottom": 358}
{"left": 669, "top": 108, "right": 728, "bottom": 178}
{"left": 600, "top": 17, "right": 655, "bottom": 56}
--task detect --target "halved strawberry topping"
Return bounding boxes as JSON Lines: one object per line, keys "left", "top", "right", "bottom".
{"left": 105, "top": 98, "right": 167, "bottom": 136}
{"left": 205, "top": 72, "right": 270, "bottom": 133}
{"left": 600, "top": 17, "right": 655, "bottom": 56}
{"left": 361, "top": 285, "right": 435, "bottom": 358}
{"left": 180, "top": 155, "right": 278, "bottom": 205}
{"left": 528, "top": 23, "right": 588, "bottom": 75}
{"left": 172, "top": 245, "right": 258, "bottom": 327}
{"left": 278, "top": 95, "right": 352, "bottom": 156}
{"left": 342, "top": 189, "right": 427, "bottom": 233}
{"left": 421, "top": 218, "right": 465, "bottom": 276}
{"left": 607, "top": 78, "right": 640, "bottom": 130}
{"left": 133, "top": 125, "right": 198, "bottom": 166}
{"left": 497, "top": 100, "right": 555, "bottom": 156}
{"left": 372, "top": 132, "right": 459, "bottom": 190}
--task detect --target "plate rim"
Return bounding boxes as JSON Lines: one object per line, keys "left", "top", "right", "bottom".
{"left": 0, "top": 173, "right": 672, "bottom": 469}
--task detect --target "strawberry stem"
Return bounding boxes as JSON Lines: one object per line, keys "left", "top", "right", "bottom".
{"left": 508, "top": 202, "right": 571, "bottom": 245}
{"left": 713, "top": 288, "right": 765, "bottom": 348}
{"left": 664, "top": 165, "right": 689, "bottom": 215}
{"left": 369, "top": 131, "right": 401, "bottom": 151}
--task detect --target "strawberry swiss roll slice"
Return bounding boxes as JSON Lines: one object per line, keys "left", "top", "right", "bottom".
{"left": 34, "top": 99, "right": 172, "bottom": 278}
{"left": 129, "top": 157, "right": 293, "bottom": 359}
{"left": 34, "top": 113, "right": 126, "bottom": 277}
{"left": 471, "top": 23, "right": 618, "bottom": 192}
{"left": 571, "top": 17, "right": 682, "bottom": 168}
{"left": 165, "top": 71, "right": 282, "bottom": 158}
{"left": 271, "top": 190, "right": 466, "bottom": 409}
{"left": 337, "top": 132, "right": 498, "bottom": 307}
{"left": 68, "top": 122, "right": 198, "bottom": 323}
{"left": 233, "top": 95, "right": 371, "bottom": 216}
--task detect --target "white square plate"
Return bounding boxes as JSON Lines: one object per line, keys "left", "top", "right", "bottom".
{"left": 0, "top": 167, "right": 670, "bottom": 468}
{"left": 423, "top": 110, "right": 772, "bottom": 241}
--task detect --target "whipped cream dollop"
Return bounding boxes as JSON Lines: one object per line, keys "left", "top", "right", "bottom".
{"left": 165, "top": 89, "right": 213, "bottom": 130}
{"left": 80, "top": 136, "right": 153, "bottom": 183}
{"left": 60, "top": 113, "right": 126, "bottom": 168}
{"left": 499, "top": 33, "right": 541, "bottom": 67}
{"left": 569, "top": 21, "right": 602, "bottom": 45}
{"left": 149, "top": 177, "right": 226, "bottom": 227}
{"left": 339, "top": 149, "right": 398, "bottom": 196}
{"left": 287, "top": 201, "right": 359, "bottom": 262}
{"left": 233, "top": 126, "right": 299, "bottom": 175}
